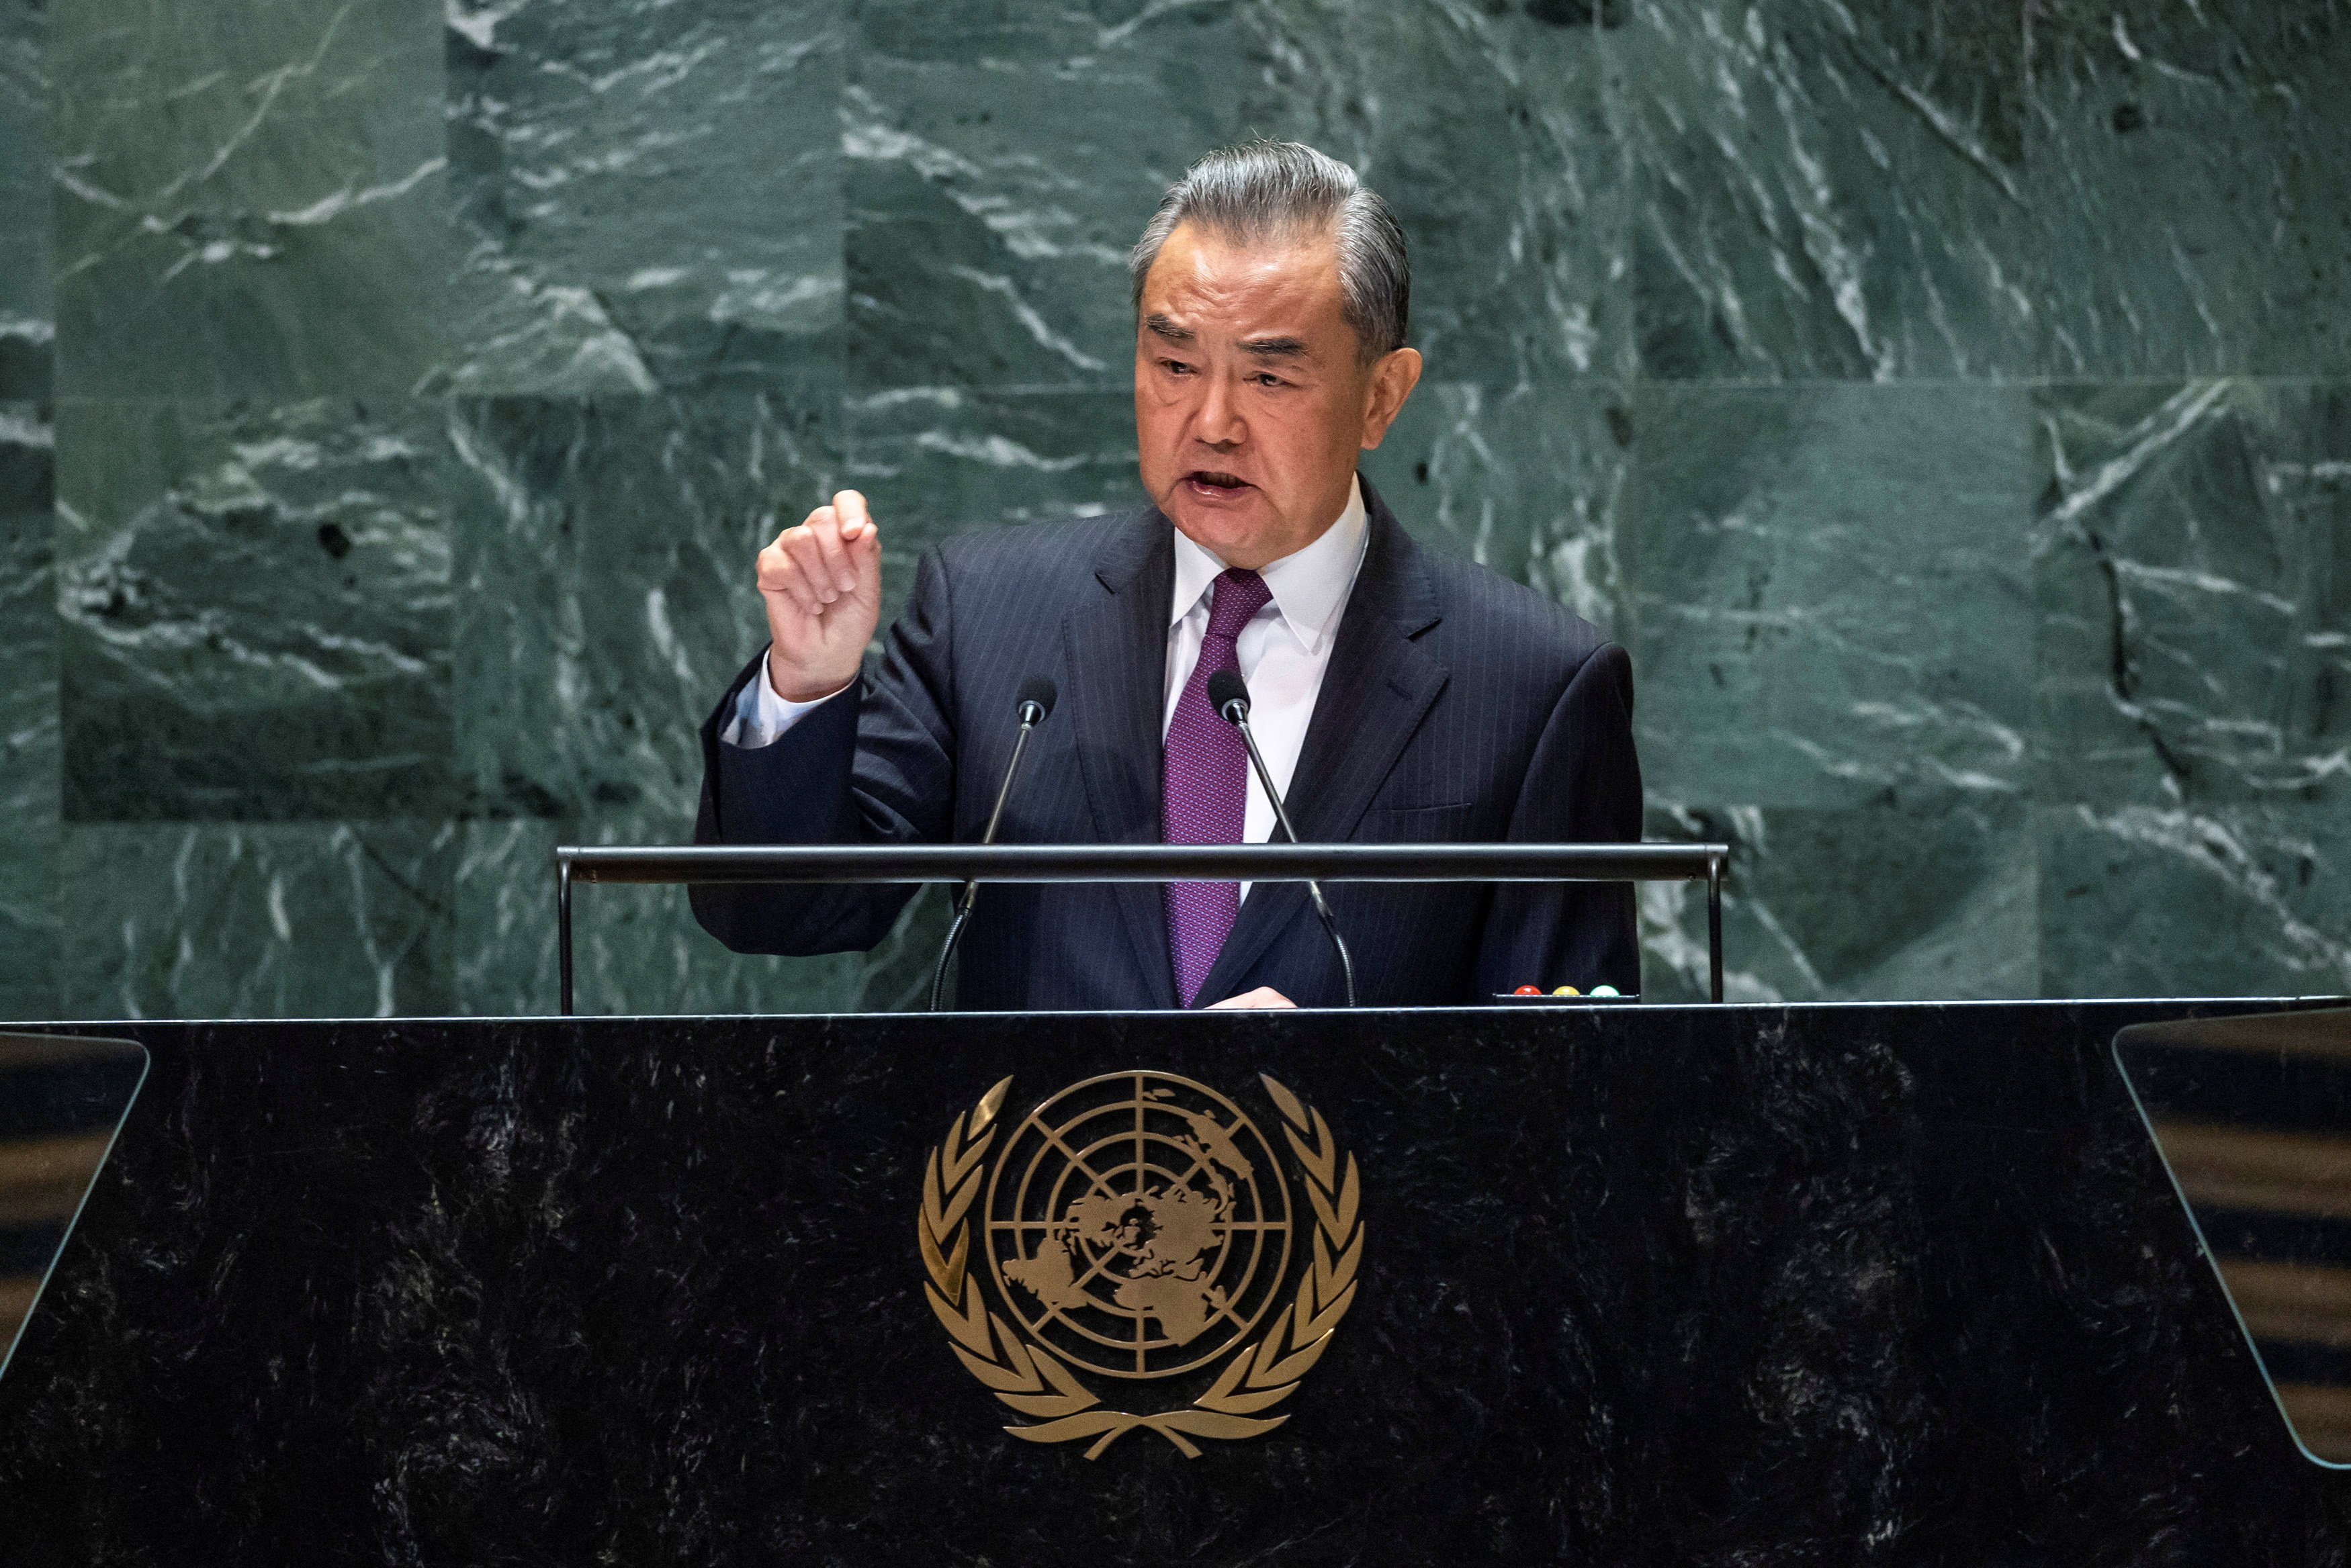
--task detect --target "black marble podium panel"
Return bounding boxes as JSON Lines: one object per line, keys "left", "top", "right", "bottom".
{"left": 2, "top": 1001, "right": 2348, "bottom": 1565}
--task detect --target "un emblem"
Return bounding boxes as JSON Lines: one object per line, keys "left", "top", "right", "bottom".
{"left": 917, "top": 1071, "right": 1364, "bottom": 1458}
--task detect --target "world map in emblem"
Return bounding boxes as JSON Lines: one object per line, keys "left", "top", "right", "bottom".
{"left": 985, "top": 1071, "right": 1293, "bottom": 1380}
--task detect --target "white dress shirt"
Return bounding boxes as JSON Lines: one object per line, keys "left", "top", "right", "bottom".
{"left": 725, "top": 477, "right": 1372, "bottom": 900}
{"left": 1162, "top": 476, "right": 1366, "bottom": 889}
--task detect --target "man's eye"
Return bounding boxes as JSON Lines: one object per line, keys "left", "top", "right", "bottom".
{"left": 1253, "top": 373, "right": 1285, "bottom": 387}
{"left": 1161, "top": 359, "right": 1196, "bottom": 375}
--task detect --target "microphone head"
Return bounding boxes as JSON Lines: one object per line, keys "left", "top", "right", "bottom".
{"left": 1206, "top": 669, "right": 1250, "bottom": 724}
{"left": 1016, "top": 675, "right": 1058, "bottom": 724}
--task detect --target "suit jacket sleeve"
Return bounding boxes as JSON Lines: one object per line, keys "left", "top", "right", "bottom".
{"left": 1470, "top": 641, "right": 1643, "bottom": 997}
{"left": 689, "top": 547, "right": 959, "bottom": 955}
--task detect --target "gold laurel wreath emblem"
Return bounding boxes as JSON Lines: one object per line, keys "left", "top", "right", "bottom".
{"left": 917, "top": 1073, "right": 1364, "bottom": 1459}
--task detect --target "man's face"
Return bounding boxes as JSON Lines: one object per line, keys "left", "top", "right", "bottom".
{"left": 1133, "top": 222, "right": 1421, "bottom": 570}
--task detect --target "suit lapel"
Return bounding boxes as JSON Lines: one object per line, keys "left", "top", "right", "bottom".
{"left": 1192, "top": 479, "right": 1450, "bottom": 1005}
{"left": 1061, "top": 508, "right": 1180, "bottom": 1011}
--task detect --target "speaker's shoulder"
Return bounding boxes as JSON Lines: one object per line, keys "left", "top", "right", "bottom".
{"left": 1417, "top": 547, "right": 1611, "bottom": 670}
{"left": 928, "top": 508, "right": 1152, "bottom": 589}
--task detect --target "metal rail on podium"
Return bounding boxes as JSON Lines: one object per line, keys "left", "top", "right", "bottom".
{"left": 551, "top": 841, "right": 1730, "bottom": 1014}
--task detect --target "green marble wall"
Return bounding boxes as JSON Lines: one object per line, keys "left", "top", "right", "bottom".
{"left": 2, "top": 0, "right": 2345, "bottom": 1017}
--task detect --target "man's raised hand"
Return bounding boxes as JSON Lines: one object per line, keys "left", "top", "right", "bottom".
{"left": 758, "top": 490, "right": 883, "bottom": 702}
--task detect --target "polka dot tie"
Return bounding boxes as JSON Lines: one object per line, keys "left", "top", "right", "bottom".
{"left": 1162, "top": 568, "right": 1274, "bottom": 1007}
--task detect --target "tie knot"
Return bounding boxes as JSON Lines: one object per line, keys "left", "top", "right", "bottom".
{"left": 1206, "top": 568, "right": 1272, "bottom": 639}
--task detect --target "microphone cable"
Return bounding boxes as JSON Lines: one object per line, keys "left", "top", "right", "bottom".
{"left": 1206, "top": 668, "right": 1358, "bottom": 1008}
{"left": 928, "top": 676, "right": 1056, "bottom": 1011}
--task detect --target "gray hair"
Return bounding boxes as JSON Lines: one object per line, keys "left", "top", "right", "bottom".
{"left": 1128, "top": 140, "right": 1410, "bottom": 364}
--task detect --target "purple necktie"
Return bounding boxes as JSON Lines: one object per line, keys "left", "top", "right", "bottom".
{"left": 1163, "top": 568, "right": 1274, "bottom": 1006}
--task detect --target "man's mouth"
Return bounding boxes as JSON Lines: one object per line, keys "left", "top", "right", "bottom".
{"left": 1186, "top": 470, "right": 1253, "bottom": 496}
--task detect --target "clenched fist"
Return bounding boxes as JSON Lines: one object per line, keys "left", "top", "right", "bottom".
{"left": 758, "top": 490, "right": 883, "bottom": 701}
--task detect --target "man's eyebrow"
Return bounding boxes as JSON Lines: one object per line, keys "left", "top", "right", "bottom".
{"left": 1240, "top": 336, "right": 1309, "bottom": 359}
{"left": 1143, "top": 314, "right": 1195, "bottom": 342}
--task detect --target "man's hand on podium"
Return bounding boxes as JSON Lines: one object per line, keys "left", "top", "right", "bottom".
{"left": 1207, "top": 987, "right": 1296, "bottom": 1009}
{"left": 758, "top": 488, "right": 883, "bottom": 702}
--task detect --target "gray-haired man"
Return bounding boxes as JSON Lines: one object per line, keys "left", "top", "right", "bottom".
{"left": 691, "top": 141, "right": 1643, "bottom": 1010}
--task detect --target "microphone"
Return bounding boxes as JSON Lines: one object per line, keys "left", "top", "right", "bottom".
{"left": 928, "top": 676, "right": 1057, "bottom": 1011}
{"left": 1205, "top": 670, "right": 1358, "bottom": 1008}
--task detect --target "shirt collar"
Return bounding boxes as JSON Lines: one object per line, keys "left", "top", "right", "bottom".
{"left": 1167, "top": 473, "right": 1369, "bottom": 655}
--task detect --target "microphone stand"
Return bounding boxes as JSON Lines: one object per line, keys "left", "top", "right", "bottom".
{"left": 1218, "top": 694, "right": 1359, "bottom": 1009}
{"left": 928, "top": 697, "right": 1045, "bottom": 1011}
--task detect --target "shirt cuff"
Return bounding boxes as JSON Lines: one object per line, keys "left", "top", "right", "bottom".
{"left": 721, "top": 652, "right": 853, "bottom": 748}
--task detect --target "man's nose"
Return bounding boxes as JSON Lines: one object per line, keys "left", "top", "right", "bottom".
{"left": 1194, "top": 375, "right": 1243, "bottom": 448}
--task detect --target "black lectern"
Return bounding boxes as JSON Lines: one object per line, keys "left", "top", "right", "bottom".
{"left": 3, "top": 1000, "right": 2350, "bottom": 1563}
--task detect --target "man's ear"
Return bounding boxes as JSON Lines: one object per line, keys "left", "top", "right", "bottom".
{"left": 1358, "top": 347, "right": 1423, "bottom": 450}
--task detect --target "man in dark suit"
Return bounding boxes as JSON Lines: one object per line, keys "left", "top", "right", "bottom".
{"left": 692, "top": 141, "right": 1641, "bottom": 1009}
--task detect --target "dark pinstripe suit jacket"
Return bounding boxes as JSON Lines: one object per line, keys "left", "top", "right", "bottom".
{"left": 690, "top": 477, "right": 1642, "bottom": 1009}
